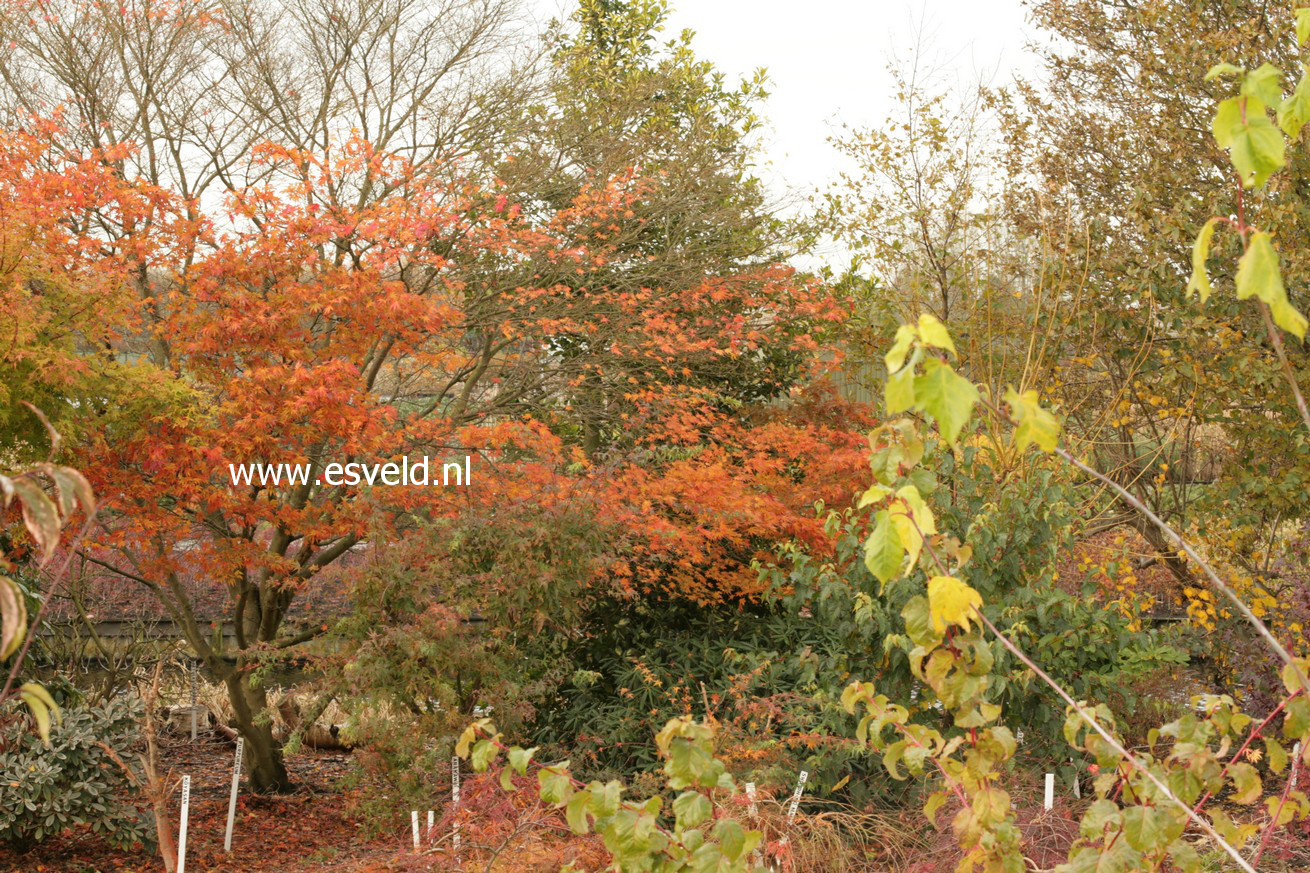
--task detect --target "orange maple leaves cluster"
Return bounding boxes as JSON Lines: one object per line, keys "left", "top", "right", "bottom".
{"left": 3, "top": 120, "right": 867, "bottom": 607}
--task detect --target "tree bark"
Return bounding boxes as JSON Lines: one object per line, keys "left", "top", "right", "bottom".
{"left": 223, "top": 668, "right": 291, "bottom": 793}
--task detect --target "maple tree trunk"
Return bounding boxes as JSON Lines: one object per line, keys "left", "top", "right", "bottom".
{"left": 223, "top": 669, "right": 292, "bottom": 793}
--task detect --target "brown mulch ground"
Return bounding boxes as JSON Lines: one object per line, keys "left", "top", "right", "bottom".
{"left": 0, "top": 734, "right": 405, "bottom": 873}
{"left": 0, "top": 731, "right": 605, "bottom": 873}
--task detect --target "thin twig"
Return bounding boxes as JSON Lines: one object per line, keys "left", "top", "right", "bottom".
{"left": 1257, "top": 301, "right": 1310, "bottom": 434}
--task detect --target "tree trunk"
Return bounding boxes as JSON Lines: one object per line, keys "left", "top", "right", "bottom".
{"left": 223, "top": 668, "right": 291, "bottom": 793}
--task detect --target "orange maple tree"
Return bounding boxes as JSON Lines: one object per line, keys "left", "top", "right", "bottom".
{"left": 2, "top": 120, "right": 865, "bottom": 790}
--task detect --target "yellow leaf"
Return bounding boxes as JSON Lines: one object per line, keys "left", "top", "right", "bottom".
{"left": 927, "top": 576, "right": 983, "bottom": 634}
{"left": 917, "top": 313, "right": 956, "bottom": 356}
{"left": 1004, "top": 387, "right": 1061, "bottom": 452}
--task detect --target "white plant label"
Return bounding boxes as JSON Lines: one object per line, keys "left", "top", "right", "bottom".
{"left": 178, "top": 775, "right": 191, "bottom": 873}
{"left": 745, "top": 781, "right": 757, "bottom": 817}
{"left": 224, "top": 737, "right": 244, "bottom": 852}
{"left": 785, "top": 770, "right": 808, "bottom": 822}
{"left": 1295, "top": 742, "right": 1303, "bottom": 790}
{"left": 451, "top": 755, "right": 461, "bottom": 855}
{"left": 411, "top": 810, "right": 420, "bottom": 850}
{"left": 1044, "top": 773, "right": 1055, "bottom": 811}
{"left": 427, "top": 809, "right": 434, "bottom": 841}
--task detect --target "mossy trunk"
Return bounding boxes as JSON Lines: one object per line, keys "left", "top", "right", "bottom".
{"left": 223, "top": 669, "right": 291, "bottom": 793}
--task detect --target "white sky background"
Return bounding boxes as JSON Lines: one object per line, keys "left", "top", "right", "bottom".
{"left": 528, "top": 0, "right": 1040, "bottom": 257}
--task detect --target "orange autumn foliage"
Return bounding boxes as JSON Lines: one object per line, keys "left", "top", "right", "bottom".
{"left": 5, "top": 120, "right": 867, "bottom": 650}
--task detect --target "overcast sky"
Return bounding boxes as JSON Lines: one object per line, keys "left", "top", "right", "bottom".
{"left": 530, "top": 0, "right": 1039, "bottom": 207}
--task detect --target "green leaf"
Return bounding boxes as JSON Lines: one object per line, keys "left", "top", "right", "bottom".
{"left": 566, "top": 789, "right": 592, "bottom": 834}
{"left": 1205, "top": 62, "right": 1243, "bottom": 81}
{"left": 1298, "top": 8, "right": 1310, "bottom": 46}
{"left": 856, "top": 483, "right": 890, "bottom": 509}
{"left": 1279, "top": 68, "right": 1310, "bottom": 138}
{"left": 1266, "top": 793, "right": 1299, "bottom": 826}
{"left": 1228, "top": 761, "right": 1262, "bottom": 804}
{"left": 1080, "top": 799, "right": 1121, "bottom": 839}
{"left": 1213, "top": 97, "right": 1245, "bottom": 147}
{"left": 686, "top": 843, "right": 722, "bottom": 873}
{"left": 1169, "top": 839, "right": 1202, "bottom": 873}
{"left": 955, "top": 702, "right": 1002, "bottom": 728}
{"left": 884, "top": 324, "right": 917, "bottom": 372}
{"left": 470, "top": 738, "right": 499, "bottom": 772}
{"left": 1214, "top": 96, "right": 1286, "bottom": 188}
{"left": 1187, "top": 218, "right": 1220, "bottom": 303}
{"left": 885, "top": 363, "right": 916, "bottom": 413}
{"left": 863, "top": 510, "right": 905, "bottom": 587}
{"left": 538, "top": 765, "right": 574, "bottom": 804}
{"left": 1285, "top": 694, "right": 1310, "bottom": 739}
{"left": 923, "top": 789, "right": 948, "bottom": 824}
{"left": 713, "top": 818, "right": 747, "bottom": 861}
{"left": 507, "top": 746, "right": 536, "bottom": 775}
{"left": 902, "top": 595, "right": 942, "bottom": 647}
{"left": 1004, "top": 387, "right": 1061, "bottom": 452}
{"left": 917, "top": 312, "right": 956, "bottom": 356}
{"left": 1236, "top": 232, "right": 1307, "bottom": 339}
{"left": 1266, "top": 736, "right": 1289, "bottom": 775}
{"left": 882, "top": 739, "right": 908, "bottom": 779}
{"left": 592, "top": 779, "right": 622, "bottom": 817}
{"left": 1242, "top": 63, "right": 1283, "bottom": 105}
{"left": 1122, "top": 804, "right": 1176, "bottom": 852}
{"left": 673, "top": 791, "right": 712, "bottom": 829}
{"left": 1281, "top": 659, "right": 1310, "bottom": 695}
{"left": 912, "top": 357, "right": 978, "bottom": 445}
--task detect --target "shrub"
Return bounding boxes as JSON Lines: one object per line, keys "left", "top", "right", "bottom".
{"left": 0, "top": 691, "right": 149, "bottom": 853}
{"left": 331, "top": 502, "right": 614, "bottom": 828}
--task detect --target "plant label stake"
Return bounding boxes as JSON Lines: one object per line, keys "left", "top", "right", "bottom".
{"left": 411, "top": 810, "right": 419, "bottom": 851}
{"left": 1071, "top": 762, "right": 1081, "bottom": 799}
{"left": 1044, "top": 773, "right": 1055, "bottom": 811}
{"left": 451, "top": 755, "right": 461, "bottom": 857}
{"left": 745, "top": 782, "right": 761, "bottom": 866}
{"left": 427, "top": 809, "right": 434, "bottom": 843}
{"left": 1296, "top": 742, "right": 1303, "bottom": 790}
{"left": 190, "top": 662, "right": 198, "bottom": 742}
{"left": 224, "top": 737, "right": 244, "bottom": 852}
{"left": 177, "top": 775, "right": 191, "bottom": 873}
{"left": 785, "top": 770, "right": 807, "bottom": 822}
{"left": 774, "top": 771, "right": 806, "bottom": 873}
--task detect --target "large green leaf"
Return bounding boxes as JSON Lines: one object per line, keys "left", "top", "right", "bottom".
{"left": 863, "top": 509, "right": 904, "bottom": 586}
{"left": 1217, "top": 96, "right": 1286, "bottom": 188}
{"left": 913, "top": 357, "right": 978, "bottom": 444}
{"left": 1235, "top": 232, "right": 1307, "bottom": 339}
{"left": 1241, "top": 63, "right": 1283, "bottom": 105}
{"left": 1279, "top": 68, "right": 1310, "bottom": 138}
{"left": 885, "top": 364, "right": 915, "bottom": 413}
